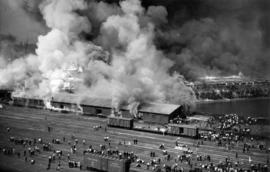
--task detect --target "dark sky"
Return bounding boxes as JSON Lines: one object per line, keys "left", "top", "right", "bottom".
{"left": 1, "top": 0, "right": 269, "bottom": 43}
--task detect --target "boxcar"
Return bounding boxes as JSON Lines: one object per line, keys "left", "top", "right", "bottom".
{"left": 83, "top": 153, "right": 130, "bottom": 172}
{"left": 84, "top": 153, "right": 102, "bottom": 171}
{"left": 108, "top": 157, "right": 130, "bottom": 172}
{"left": 108, "top": 116, "right": 134, "bottom": 129}
{"left": 167, "top": 124, "right": 198, "bottom": 138}
{"left": 100, "top": 155, "right": 108, "bottom": 171}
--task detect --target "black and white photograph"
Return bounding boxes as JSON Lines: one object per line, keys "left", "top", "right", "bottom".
{"left": 0, "top": 0, "right": 269, "bottom": 171}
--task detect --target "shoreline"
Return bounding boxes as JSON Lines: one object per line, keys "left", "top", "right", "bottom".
{"left": 195, "top": 96, "right": 270, "bottom": 104}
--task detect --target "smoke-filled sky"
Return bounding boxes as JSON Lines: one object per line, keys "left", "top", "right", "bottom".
{"left": 1, "top": 0, "right": 269, "bottom": 81}
{"left": 0, "top": 0, "right": 269, "bottom": 110}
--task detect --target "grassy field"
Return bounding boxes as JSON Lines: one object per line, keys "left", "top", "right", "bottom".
{"left": 0, "top": 105, "right": 269, "bottom": 172}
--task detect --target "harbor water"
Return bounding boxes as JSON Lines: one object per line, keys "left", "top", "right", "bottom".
{"left": 195, "top": 97, "right": 270, "bottom": 118}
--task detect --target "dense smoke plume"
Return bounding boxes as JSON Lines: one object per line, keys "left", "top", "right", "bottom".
{"left": 1, "top": 0, "right": 269, "bottom": 81}
{"left": 0, "top": 0, "right": 196, "bottom": 112}
{"left": 1, "top": 0, "right": 270, "bottom": 112}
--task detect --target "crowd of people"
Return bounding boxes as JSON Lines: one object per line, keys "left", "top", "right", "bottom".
{"left": 0, "top": 122, "right": 269, "bottom": 172}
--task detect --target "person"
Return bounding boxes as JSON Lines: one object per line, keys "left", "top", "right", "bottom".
{"left": 249, "top": 156, "right": 252, "bottom": 163}
{"left": 48, "top": 156, "right": 52, "bottom": 164}
{"left": 47, "top": 163, "right": 51, "bottom": 170}
{"left": 31, "top": 159, "right": 35, "bottom": 165}
{"left": 147, "top": 162, "right": 150, "bottom": 170}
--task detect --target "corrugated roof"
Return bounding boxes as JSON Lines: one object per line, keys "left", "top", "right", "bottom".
{"left": 51, "top": 93, "right": 181, "bottom": 115}
{"left": 51, "top": 93, "right": 79, "bottom": 104}
{"left": 12, "top": 95, "right": 44, "bottom": 100}
{"left": 80, "top": 97, "right": 112, "bottom": 108}
{"left": 52, "top": 93, "right": 112, "bottom": 108}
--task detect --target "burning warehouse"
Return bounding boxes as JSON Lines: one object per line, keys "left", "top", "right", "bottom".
{"left": 12, "top": 93, "right": 184, "bottom": 125}
{"left": 51, "top": 93, "right": 184, "bottom": 124}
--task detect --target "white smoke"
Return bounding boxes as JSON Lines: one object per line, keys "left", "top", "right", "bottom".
{"left": 0, "top": 0, "right": 196, "bottom": 115}
{"left": 97, "top": 0, "right": 196, "bottom": 112}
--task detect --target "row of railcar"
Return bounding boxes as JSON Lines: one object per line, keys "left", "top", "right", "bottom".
{"left": 83, "top": 153, "right": 131, "bottom": 172}
{"left": 108, "top": 116, "right": 134, "bottom": 129}
{"left": 12, "top": 97, "right": 45, "bottom": 109}
{"left": 108, "top": 117, "right": 199, "bottom": 138}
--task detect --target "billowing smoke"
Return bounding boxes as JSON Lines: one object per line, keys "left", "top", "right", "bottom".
{"left": 1, "top": 0, "right": 270, "bottom": 82}
{"left": 0, "top": 0, "right": 196, "bottom": 114}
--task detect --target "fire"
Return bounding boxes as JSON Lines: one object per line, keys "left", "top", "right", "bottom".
{"left": 1, "top": 0, "right": 196, "bottom": 113}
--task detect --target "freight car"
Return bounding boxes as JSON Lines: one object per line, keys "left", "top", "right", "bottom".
{"left": 12, "top": 96, "right": 44, "bottom": 109}
{"left": 83, "top": 153, "right": 131, "bottom": 172}
{"left": 167, "top": 124, "right": 199, "bottom": 138}
{"left": 108, "top": 116, "right": 134, "bottom": 129}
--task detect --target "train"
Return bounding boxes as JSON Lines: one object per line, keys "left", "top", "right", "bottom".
{"left": 83, "top": 152, "right": 131, "bottom": 172}
{"left": 108, "top": 117, "right": 199, "bottom": 138}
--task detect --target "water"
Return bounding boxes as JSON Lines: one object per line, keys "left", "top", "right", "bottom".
{"left": 194, "top": 97, "right": 270, "bottom": 118}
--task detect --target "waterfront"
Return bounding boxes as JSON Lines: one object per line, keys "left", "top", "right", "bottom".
{"left": 195, "top": 97, "right": 270, "bottom": 118}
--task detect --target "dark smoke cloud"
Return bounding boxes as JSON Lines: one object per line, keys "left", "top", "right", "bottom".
{"left": 152, "top": 0, "right": 270, "bottom": 80}
{"left": 0, "top": 0, "right": 48, "bottom": 43}
{"left": 0, "top": 34, "right": 36, "bottom": 68}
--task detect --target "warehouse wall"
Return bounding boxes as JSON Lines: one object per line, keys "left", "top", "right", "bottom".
{"left": 82, "top": 105, "right": 111, "bottom": 116}
{"left": 51, "top": 102, "right": 76, "bottom": 110}
{"left": 170, "top": 106, "right": 185, "bottom": 119}
{"left": 121, "top": 110, "right": 132, "bottom": 118}
{"left": 13, "top": 97, "right": 44, "bottom": 108}
{"left": 13, "top": 97, "right": 26, "bottom": 106}
{"left": 141, "top": 112, "right": 170, "bottom": 124}
{"left": 27, "top": 99, "right": 44, "bottom": 108}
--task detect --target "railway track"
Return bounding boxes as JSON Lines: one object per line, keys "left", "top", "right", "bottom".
{"left": 0, "top": 105, "right": 268, "bottom": 172}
